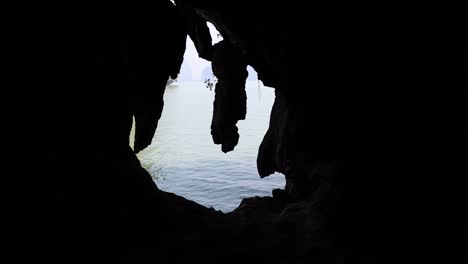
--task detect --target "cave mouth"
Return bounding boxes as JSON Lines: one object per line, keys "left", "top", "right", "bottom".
{"left": 7, "top": 2, "right": 467, "bottom": 260}
{"left": 129, "top": 31, "right": 285, "bottom": 212}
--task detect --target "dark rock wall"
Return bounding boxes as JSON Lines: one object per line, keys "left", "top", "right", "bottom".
{"left": 4, "top": 4, "right": 193, "bottom": 255}
{"left": 4, "top": 1, "right": 467, "bottom": 261}
{"left": 183, "top": 0, "right": 468, "bottom": 255}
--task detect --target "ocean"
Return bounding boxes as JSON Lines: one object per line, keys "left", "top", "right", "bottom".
{"left": 132, "top": 81, "right": 285, "bottom": 212}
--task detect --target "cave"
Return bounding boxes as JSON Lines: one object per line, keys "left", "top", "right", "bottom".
{"left": 5, "top": 1, "right": 467, "bottom": 263}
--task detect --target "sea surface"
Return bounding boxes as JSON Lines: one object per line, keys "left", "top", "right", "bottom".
{"left": 133, "top": 81, "right": 285, "bottom": 212}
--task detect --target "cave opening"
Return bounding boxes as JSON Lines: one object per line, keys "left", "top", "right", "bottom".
{"left": 129, "top": 24, "right": 285, "bottom": 211}
{"left": 5, "top": 1, "right": 467, "bottom": 261}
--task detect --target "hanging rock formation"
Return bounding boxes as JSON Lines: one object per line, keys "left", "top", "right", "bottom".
{"left": 211, "top": 40, "right": 248, "bottom": 153}
{"left": 130, "top": 2, "right": 187, "bottom": 153}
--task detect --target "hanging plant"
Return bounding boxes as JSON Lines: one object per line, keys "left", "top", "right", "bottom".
{"left": 204, "top": 75, "right": 218, "bottom": 91}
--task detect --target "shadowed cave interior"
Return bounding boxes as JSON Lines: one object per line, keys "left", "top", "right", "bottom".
{"left": 5, "top": 1, "right": 468, "bottom": 262}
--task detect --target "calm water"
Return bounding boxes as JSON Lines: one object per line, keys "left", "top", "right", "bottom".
{"left": 133, "top": 81, "right": 285, "bottom": 212}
